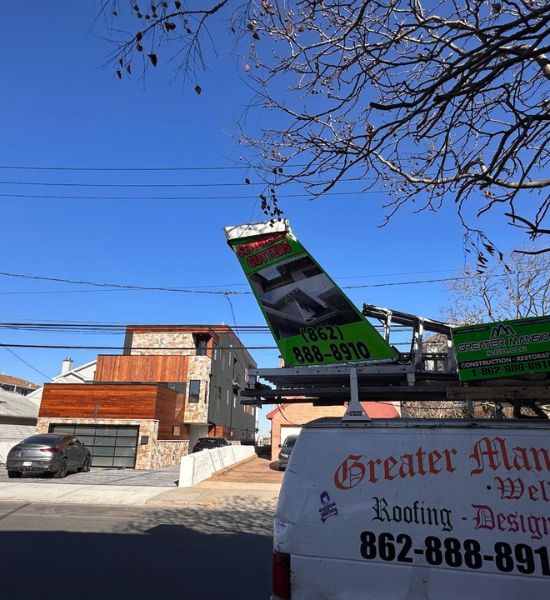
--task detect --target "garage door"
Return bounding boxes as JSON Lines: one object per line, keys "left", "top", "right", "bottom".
{"left": 280, "top": 426, "right": 302, "bottom": 446}
{"left": 49, "top": 424, "right": 139, "bottom": 468}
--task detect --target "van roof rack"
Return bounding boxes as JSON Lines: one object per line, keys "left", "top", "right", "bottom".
{"left": 240, "top": 303, "right": 550, "bottom": 419}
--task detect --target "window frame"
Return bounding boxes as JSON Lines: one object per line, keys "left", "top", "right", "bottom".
{"left": 189, "top": 380, "right": 201, "bottom": 403}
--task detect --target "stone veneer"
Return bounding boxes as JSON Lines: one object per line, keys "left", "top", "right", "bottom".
{"left": 184, "top": 356, "right": 210, "bottom": 424}
{"left": 35, "top": 417, "right": 189, "bottom": 470}
{"left": 130, "top": 332, "right": 197, "bottom": 356}
{"left": 151, "top": 440, "right": 189, "bottom": 469}
{"left": 129, "top": 331, "right": 211, "bottom": 425}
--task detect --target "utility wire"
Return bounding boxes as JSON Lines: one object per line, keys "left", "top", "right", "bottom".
{"left": 0, "top": 157, "right": 417, "bottom": 172}
{"left": 0, "top": 343, "right": 278, "bottom": 351}
{"left": 0, "top": 342, "right": 414, "bottom": 351}
{"left": 0, "top": 270, "right": 506, "bottom": 295}
{"left": 0, "top": 271, "right": 247, "bottom": 295}
{"left": 0, "top": 177, "right": 376, "bottom": 188}
{"left": 0, "top": 190, "right": 380, "bottom": 201}
{"left": 0, "top": 164, "right": 255, "bottom": 172}
{"left": 3, "top": 347, "right": 53, "bottom": 380}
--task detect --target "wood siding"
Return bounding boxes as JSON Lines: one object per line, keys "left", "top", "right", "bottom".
{"left": 94, "top": 355, "right": 189, "bottom": 383}
{"left": 40, "top": 384, "right": 189, "bottom": 441}
{"left": 40, "top": 384, "right": 159, "bottom": 419}
{"left": 155, "top": 386, "right": 189, "bottom": 440}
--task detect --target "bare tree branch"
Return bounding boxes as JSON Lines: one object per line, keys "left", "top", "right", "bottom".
{"left": 103, "top": 1, "right": 550, "bottom": 258}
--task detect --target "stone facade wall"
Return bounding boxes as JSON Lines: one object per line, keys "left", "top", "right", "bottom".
{"left": 129, "top": 332, "right": 196, "bottom": 356}
{"left": 151, "top": 440, "right": 189, "bottom": 469}
{"left": 184, "top": 356, "right": 211, "bottom": 424}
{"left": 35, "top": 417, "right": 187, "bottom": 470}
{"left": 127, "top": 331, "right": 211, "bottom": 425}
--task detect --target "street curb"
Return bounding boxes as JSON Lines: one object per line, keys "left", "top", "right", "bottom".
{"left": 0, "top": 483, "right": 172, "bottom": 507}
{"left": 145, "top": 488, "right": 280, "bottom": 509}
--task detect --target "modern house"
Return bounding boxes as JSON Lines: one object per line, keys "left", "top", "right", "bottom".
{"left": 37, "top": 325, "right": 257, "bottom": 469}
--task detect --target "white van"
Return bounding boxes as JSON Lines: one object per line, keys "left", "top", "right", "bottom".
{"left": 272, "top": 418, "right": 550, "bottom": 599}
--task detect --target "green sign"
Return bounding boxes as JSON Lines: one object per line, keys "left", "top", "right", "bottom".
{"left": 224, "top": 220, "right": 398, "bottom": 367}
{"left": 451, "top": 316, "right": 550, "bottom": 381}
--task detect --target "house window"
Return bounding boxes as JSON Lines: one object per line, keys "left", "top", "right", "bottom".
{"left": 194, "top": 334, "right": 210, "bottom": 356}
{"left": 173, "top": 426, "right": 180, "bottom": 436}
{"left": 213, "top": 344, "right": 218, "bottom": 360}
{"left": 189, "top": 380, "right": 201, "bottom": 402}
{"left": 216, "top": 386, "right": 222, "bottom": 401}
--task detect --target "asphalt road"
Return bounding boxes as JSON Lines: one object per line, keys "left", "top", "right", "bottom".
{"left": 0, "top": 501, "right": 274, "bottom": 600}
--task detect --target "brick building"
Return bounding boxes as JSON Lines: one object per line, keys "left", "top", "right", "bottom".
{"left": 267, "top": 401, "right": 400, "bottom": 461}
{"left": 37, "top": 325, "right": 257, "bottom": 469}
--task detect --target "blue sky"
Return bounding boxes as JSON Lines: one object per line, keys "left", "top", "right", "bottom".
{"left": 0, "top": 4, "right": 527, "bottom": 435}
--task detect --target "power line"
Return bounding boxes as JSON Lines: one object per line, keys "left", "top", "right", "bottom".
{"left": 0, "top": 343, "right": 278, "bottom": 351}
{"left": 0, "top": 158, "right": 416, "bottom": 172}
{"left": 0, "top": 267, "right": 466, "bottom": 295}
{"left": 0, "top": 177, "right": 376, "bottom": 188}
{"left": 0, "top": 270, "right": 502, "bottom": 295}
{"left": 0, "top": 322, "right": 415, "bottom": 341}
{"left": 0, "top": 164, "right": 255, "bottom": 172}
{"left": 0, "top": 322, "right": 271, "bottom": 332}
{"left": 0, "top": 271, "right": 249, "bottom": 295}
{"left": 0, "top": 190, "right": 380, "bottom": 201}
{"left": 3, "top": 347, "right": 53, "bottom": 381}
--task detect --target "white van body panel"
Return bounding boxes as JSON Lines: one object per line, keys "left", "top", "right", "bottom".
{"left": 275, "top": 419, "right": 550, "bottom": 600}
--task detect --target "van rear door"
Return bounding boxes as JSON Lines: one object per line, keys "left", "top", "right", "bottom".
{"left": 274, "top": 419, "right": 550, "bottom": 600}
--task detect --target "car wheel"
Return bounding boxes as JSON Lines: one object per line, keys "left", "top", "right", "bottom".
{"left": 7, "top": 470, "right": 22, "bottom": 479}
{"left": 54, "top": 459, "right": 68, "bottom": 478}
{"left": 79, "top": 455, "right": 91, "bottom": 472}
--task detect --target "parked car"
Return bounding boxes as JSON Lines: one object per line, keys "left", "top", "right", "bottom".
{"left": 6, "top": 433, "right": 91, "bottom": 478}
{"left": 192, "top": 437, "right": 230, "bottom": 453}
{"left": 278, "top": 434, "right": 298, "bottom": 470}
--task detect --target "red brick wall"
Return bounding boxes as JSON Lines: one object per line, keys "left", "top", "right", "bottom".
{"left": 269, "top": 404, "right": 345, "bottom": 460}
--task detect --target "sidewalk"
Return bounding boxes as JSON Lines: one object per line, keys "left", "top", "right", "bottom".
{"left": 0, "top": 457, "right": 282, "bottom": 509}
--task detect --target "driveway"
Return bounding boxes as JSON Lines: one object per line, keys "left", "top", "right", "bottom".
{"left": 208, "top": 455, "right": 284, "bottom": 485}
{"left": 0, "top": 464, "right": 180, "bottom": 487}
{"left": 0, "top": 454, "right": 283, "bottom": 489}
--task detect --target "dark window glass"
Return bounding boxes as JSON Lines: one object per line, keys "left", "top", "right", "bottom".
{"left": 197, "top": 439, "right": 217, "bottom": 448}
{"left": 49, "top": 424, "right": 138, "bottom": 469}
{"left": 92, "top": 446, "right": 116, "bottom": 456}
{"left": 194, "top": 334, "right": 210, "bottom": 356}
{"left": 95, "top": 436, "right": 117, "bottom": 446}
{"left": 48, "top": 425, "right": 74, "bottom": 434}
{"left": 282, "top": 436, "right": 298, "bottom": 449}
{"left": 189, "top": 380, "right": 201, "bottom": 402}
{"left": 93, "top": 456, "right": 114, "bottom": 467}
{"left": 24, "top": 434, "right": 64, "bottom": 445}
{"left": 116, "top": 427, "right": 139, "bottom": 437}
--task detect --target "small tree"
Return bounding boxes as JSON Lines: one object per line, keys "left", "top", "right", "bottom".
{"left": 445, "top": 252, "right": 550, "bottom": 324}
{"left": 104, "top": 1, "right": 550, "bottom": 257}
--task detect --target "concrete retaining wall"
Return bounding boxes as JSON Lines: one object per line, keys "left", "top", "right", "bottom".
{"left": 178, "top": 445, "right": 255, "bottom": 487}
{"left": 0, "top": 442, "right": 15, "bottom": 465}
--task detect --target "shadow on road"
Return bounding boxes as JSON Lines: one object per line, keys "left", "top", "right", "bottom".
{"left": 0, "top": 518, "right": 272, "bottom": 600}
